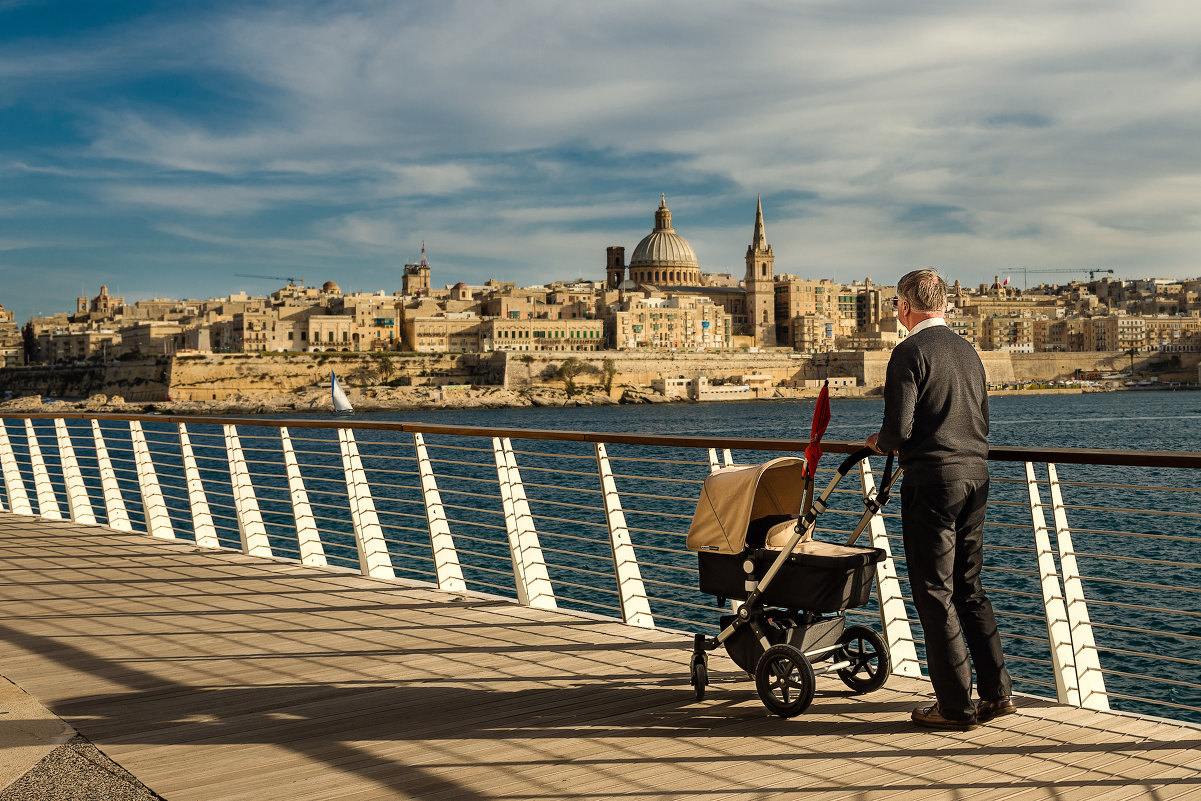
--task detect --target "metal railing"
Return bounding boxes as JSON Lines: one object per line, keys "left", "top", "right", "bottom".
{"left": 1, "top": 412, "right": 1198, "bottom": 724}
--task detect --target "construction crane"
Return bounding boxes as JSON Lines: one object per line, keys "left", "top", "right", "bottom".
{"left": 1014, "top": 267, "right": 1114, "bottom": 290}
{"left": 234, "top": 274, "right": 306, "bottom": 287}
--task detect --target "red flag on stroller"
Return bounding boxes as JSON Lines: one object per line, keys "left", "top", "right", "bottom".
{"left": 803, "top": 382, "right": 830, "bottom": 478}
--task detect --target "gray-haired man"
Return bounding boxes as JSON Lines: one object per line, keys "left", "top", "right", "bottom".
{"left": 866, "top": 268, "right": 1014, "bottom": 730}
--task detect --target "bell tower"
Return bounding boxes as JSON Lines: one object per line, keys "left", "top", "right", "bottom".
{"left": 744, "top": 196, "right": 776, "bottom": 347}
{"left": 606, "top": 246, "right": 626, "bottom": 289}
{"left": 403, "top": 242, "right": 432, "bottom": 297}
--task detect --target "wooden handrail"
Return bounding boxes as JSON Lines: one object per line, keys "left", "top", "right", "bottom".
{"left": 3, "top": 411, "right": 1201, "bottom": 469}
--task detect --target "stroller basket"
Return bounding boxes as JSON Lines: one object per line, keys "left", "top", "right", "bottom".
{"left": 698, "top": 541, "right": 883, "bottom": 613}
{"left": 686, "top": 454, "right": 885, "bottom": 613}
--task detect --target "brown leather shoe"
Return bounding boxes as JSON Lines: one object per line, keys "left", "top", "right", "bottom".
{"left": 977, "top": 696, "right": 1017, "bottom": 723}
{"left": 911, "top": 703, "right": 978, "bottom": 730}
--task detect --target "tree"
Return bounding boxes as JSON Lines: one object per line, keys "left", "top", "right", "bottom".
{"left": 602, "top": 358, "right": 618, "bottom": 394}
{"left": 374, "top": 352, "right": 396, "bottom": 384}
{"left": 352, "top": 362, "right": 376, "bottom": 388}
{"left": 550, "top": 357, "right": 597, "bottom": 397}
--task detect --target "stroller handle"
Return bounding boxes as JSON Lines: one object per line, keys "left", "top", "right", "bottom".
{"left": 837, "top": 447, "right": 879, "bottom": 475}
{"left": 835, "top": 448, "right": 898, "bottom": 497}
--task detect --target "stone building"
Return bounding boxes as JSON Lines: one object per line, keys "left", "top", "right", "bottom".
{"left": 119, "top": 321, "right": 185, "bottom": 356}
{"left": 609, "top": 294, "right": 731, "bottom": 351}
{"left": 0, "top": 302, "right": 22, "bottom": 366}
{"left": 74, "top": 285, "right": 124, "bottom": 321}
{"left": 481, "top": 318, "right": 606, "bottom": 352}
{"left": 405, "top": 313, "right": 483, "bottom": 353}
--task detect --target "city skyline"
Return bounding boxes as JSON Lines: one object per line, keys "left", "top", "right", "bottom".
{"left": 3, "top": 1, "right": 1201, "bottom": 323}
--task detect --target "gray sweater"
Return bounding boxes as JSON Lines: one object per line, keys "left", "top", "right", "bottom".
{"left": 876, "top": 324, "right": 989, "bottom": 484}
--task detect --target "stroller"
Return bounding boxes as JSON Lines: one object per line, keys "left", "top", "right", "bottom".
{"left": 685, "top": 446, "right": 902, "bottom": 717}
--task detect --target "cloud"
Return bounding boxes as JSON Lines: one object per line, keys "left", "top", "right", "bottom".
{"left": 0, "top": 0, "right": 1199, "bottom": 322}
{"left": 107, "top": 183, "right": 327, "bottom": 216}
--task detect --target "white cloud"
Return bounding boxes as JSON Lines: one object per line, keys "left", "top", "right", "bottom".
{"left": 2, "top": 0, "right": 1200, "bottom": 322}
{"left": 108, "top": 183, "right": 325, "bottom": 216}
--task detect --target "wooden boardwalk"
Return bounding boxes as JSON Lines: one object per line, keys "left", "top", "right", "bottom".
{"left": 0, "top": 513, "right": 1198, "bottom": 801}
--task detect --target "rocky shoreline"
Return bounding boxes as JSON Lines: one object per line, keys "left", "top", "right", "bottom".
{"left": 0, "top": 384, "right": 688, "bottom": 416}
{"left": 2, "top": 382, "right": 1139, "bottom": 417}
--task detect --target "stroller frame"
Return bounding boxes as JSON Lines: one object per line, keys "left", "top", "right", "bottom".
{"left": 688, "top": 447, "right": 903, "bottom": 717}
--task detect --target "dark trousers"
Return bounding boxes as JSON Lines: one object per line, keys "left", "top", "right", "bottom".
{"left": 901, "top": 477, "right": 1011, "bottom": 720}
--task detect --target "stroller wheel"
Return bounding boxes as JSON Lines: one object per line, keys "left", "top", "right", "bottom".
{"left": 689, "top": 651, "right": 708, "bottom": 701}
{"left": 755, "top": 644, "right": 815, "bottom": 718}
{"left": 837, "top": 625, "right": 890, "bottom": 693}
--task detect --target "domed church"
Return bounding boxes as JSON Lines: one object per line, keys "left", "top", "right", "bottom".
{"left": 627, "top": 195, "right": 700, "bottom": 286}
{"left": 606, "top": 194, "right": 777, "bottom": 348}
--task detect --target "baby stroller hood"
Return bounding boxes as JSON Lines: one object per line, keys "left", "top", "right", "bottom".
{"left": 686, "top": 457, "right": 807, "bottom": 554}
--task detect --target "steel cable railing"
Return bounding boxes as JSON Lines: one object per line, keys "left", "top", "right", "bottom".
{"left": 0, "top": 411, "right": 1199, "bottom": 724}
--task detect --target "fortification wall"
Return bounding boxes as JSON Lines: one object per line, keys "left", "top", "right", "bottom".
{"left": 4, "top": 348, "right": 1193, "bottom": 407}
{"left": 498, "top": 351, "right": 815, "bottom": 394}
{"left": 1007, "top": 351, "right": 1201, "bottom": 381}
{"left": 0, "top": 359, "right": 170, "bottom": 401}
{"left": 166, "top": 353, "right": 484, "bottom": 401}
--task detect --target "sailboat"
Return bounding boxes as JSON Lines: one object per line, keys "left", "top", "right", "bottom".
{"left": 331, "top": 371, "right": 354, "bottom": 414}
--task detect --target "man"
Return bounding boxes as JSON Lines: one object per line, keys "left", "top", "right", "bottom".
{"left": 866, "top": 269, "right": 1014, "bottom": 730}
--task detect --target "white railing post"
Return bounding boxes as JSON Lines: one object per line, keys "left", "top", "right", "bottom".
{"left": 1047, "top": 462, "right": 1109, "bottom": 711}
{"left": 413, "top": 433, "right": 465, "bottom": 593}
{"left": 337, "top": 428, "right": 394, "bottom": 579}
{"left": 706, "top": 448, "right": 734, "bottom": 472}
{"left": 55, "top": 419, "right": 96, "bottom": 525}
{"left": 91, "top": 420, "right": 131, "bottom": 531}
{"left": 24, "top": 420, "right": 63, "bottom": 520}
{"left": 129, "top": 420, "right": 174, "bottom": 539}
{"left": 595, "top": 443, "right": 654, "bottom": 628}
{"left": 178, "top": 423, "right": 218, "bottom": 549}
{"left": 859, "top": 458, "right": 920, "bottom": 677}
{"left": 280, "top": 427, "right": 325, "bottom": 567}
{"left": 223, "top": 424, "right": 272, "bottom": 557}
{"left": 1026, "top": 461, "right": 1080, "bottom": 706}
{"left": 0, "top": 420, "right": 32, "bottom": 515}
{"left": 493, "top": 436, "right": 556, "bottom": 610}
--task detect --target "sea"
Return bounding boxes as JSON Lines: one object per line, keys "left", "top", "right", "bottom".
{"left": 10, "top": 391, "right": 1200, "bottom": 721}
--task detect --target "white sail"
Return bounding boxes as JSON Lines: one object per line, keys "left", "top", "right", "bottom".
{"left": 331, "top": 372, "right": 353, "bottom": 413}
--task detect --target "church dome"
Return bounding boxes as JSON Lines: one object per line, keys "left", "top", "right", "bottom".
{"left": 322, "top": 280, "right": 342, "bottom": 294}
{"left": 628, "top": 195, "right": 700, "bottom": 286}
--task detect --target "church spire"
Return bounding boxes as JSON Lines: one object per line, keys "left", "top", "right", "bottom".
{"left": 751, "top": 195, "right": 767, "bottom": 251}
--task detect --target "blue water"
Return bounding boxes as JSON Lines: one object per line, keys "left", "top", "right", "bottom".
{"left": 3, "top": 391, "right": 1198, "bottom": 721}
{"left": 325, "top": 389, "right": 1201, "bottom": 450}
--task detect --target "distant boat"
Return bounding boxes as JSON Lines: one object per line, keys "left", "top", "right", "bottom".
{"left": 331, "top": 372, "right": 354, "bottom": 414}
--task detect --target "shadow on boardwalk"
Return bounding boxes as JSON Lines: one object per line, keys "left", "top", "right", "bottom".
{"left": 2, "top": 518, "right": 1200, "bottom": 800}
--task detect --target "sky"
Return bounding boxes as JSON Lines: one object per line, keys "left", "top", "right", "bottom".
{"left": 2, "top": 0, "right": 1200, "bottom": 322}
